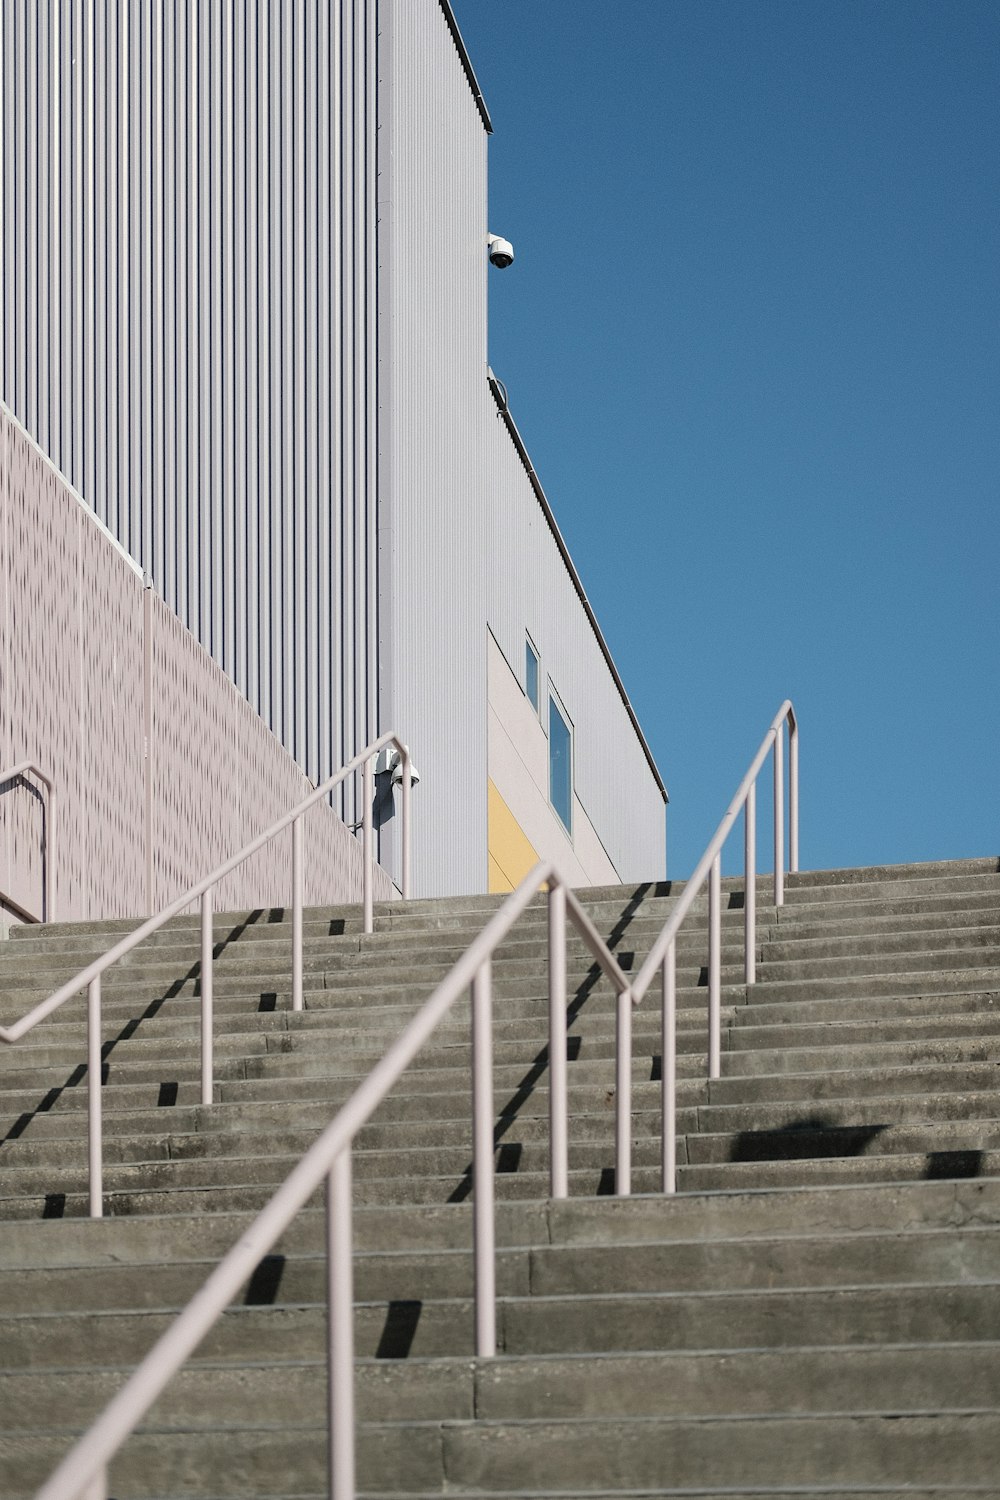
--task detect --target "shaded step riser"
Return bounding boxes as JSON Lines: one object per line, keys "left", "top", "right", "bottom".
{"left": 15, "top": 896, "right": 1000, "bottom": 969}
{"left": 14, "top": 1051, "right": 1000, "bottom": 1141}
{"left": 9, "top": 998, "right": 1000, "bottom": 1085}
{"left": 3, "top": 1177, "right": 994, "bottom": 1271}
{"left": 7, "top": 925, "right": 1000, "bottom": 1002}
{"left": 12, "top": 1111, "right": 1000, "bottom": 1198}
{"left": 5, "top": 1411, "right": 1000, "bottom": 1500}
{"left": 11, "top": 1078, "right": 1000, "bottom": 1169}
{"left": 14, "top": 1088, "right": 1000, "bottom": 1177}
{"left": 5, "top": 1225, "right": 1000, "bottom": 1321}
{"left": 7, "top": 1342, "right": 1000, "bottom": 1442}
{"left": 8, "top": 1028, "right": 999, "bottom": 1107}
{"left": 14, "top": 1151, "right": 1000, "bottom": 1217}
{"left": 4, "top": 1280, "right": 999, "bottom": 1371}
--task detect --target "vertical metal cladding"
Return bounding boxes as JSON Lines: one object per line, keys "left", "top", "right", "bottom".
{"left": 0, "top": 1, "right": 379, "bottom": 817}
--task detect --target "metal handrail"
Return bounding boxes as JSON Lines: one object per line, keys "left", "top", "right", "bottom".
{"left": 627, "top": 699, "right": 798, "bottom": 1190}
{"left": 34, "top": 862, "right": 630, "bottom": 1500}
{"left": 33, "top": 702, "right": 798, "bottom": 1500}
{"left": 0, "top": 731, "right": 412, "bottom": 1218}
{"left": 0, "top": 760, "right": 55, "bottom": 922}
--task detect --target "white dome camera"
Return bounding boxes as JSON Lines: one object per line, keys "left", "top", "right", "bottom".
{"left": 487, "top": 232, "right": 514, "bottom": 269}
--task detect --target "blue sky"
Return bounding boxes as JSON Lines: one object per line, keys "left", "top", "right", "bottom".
{"left": 456, "top": 0, "right": 1000, "bottom": 879}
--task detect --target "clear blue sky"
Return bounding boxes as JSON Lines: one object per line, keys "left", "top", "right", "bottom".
{"left": 456, "top": 0, "right": 1000, "bottom": 879}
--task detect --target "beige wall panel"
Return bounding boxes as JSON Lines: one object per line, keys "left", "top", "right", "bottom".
{"left": 150, "top": 596, "right": 393, "bottom": 914}
{"left": 487, "top": 634, "right": 619, "bottom": 890}
{"left": 0, "top": 406, "right": 145, "bottom": 921}
{"left": 1, "top": 406, "right": 392, "bottom": 926}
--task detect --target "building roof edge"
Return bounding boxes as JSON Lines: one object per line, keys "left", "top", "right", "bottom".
{"left": 487, "top": 373, "right": 668, "bottom": 804}
{"left": 437, "top": 0, "right": 493, "bottom": 134}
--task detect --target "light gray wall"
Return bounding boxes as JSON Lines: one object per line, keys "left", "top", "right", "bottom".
{"left": 379, "top": 0, "right": 665, "bottom": 893}
{"left": 482, "top": 410, "right": 666, "bottom": 882}
{"left": 0, "top": 0, "right": 378, "bottom": 819}
{"left": 378, "top": 0, "right": 490, "bottom": 896}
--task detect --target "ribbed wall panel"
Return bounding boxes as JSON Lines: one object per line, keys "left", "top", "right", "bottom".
{"left": 0, "top": 406, "right": 392, "bottom": 922}
{"left": 0, "top": 0, "right": 378, "bottom": 817}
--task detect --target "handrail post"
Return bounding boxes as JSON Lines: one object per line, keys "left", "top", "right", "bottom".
{"left": 45, "top": 783, "right": 54, "bottom": 922}
{"left": 400, "top": 749, "right": 412, "bottom": 901}
{"left": 362, "top": 756, "right": 374, "bottom": 935}
{"left": 292, "top": 817, "right": 304, "bottom": 1012}
{"left": 661, "top": 943, "right": 676, "bottom": 1194}
{"left": 615, "top": 988, "right": 632, "bottom": 1196}
{"left": 471, "top": 960, "right": 496, "bottom": 1356}
{"left": 774, "top": 726, "right": 785, "bottom": 907}
{"left": 200, "top": 890, "right": 214, "bottom": 1108}
{"left": 744, "top": 783, "right": 756, "bottom": 985}
{"left": 547, "top": 879, "right": 568, "bottom": 1200}
{"left": 789, "top": 716, "right": 799, "bottom": 874}
{"left": 88, "top": 978, "right": 103, "bottom": 1218}
{"left": 327, "top": 1148, "right": 355, "bottom": 1500}
{"left": 708, "top": 853, "right": 721, "bottom": 1080}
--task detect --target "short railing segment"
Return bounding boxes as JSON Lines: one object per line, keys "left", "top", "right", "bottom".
{"left": 0, "top": 732, "right": 412, "bottom": 1219}
{"left": 26, "top": 703, "right": 798, "bottom": 1500}
{"left": 0, "top": 760, "right": 55, "bottom": 922}
{"left": 629, "top": 699, "right": 798, "bottom": 1190}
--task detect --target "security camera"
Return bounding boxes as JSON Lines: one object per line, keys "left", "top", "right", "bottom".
{"left": 374, "top": 747, "right": 420, "bottom": 788}
{"left": 487, "top": 233, "right": 514, "bottom": 269}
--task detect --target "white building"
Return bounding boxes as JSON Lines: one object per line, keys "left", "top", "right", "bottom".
{"left": 0, "top": 0, "right": 665, "bottom": 917}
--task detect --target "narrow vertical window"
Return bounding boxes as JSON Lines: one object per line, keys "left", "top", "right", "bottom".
{"left": 549, "top": 693, "right": 573, "bottom": 834}
{"left": 525, "top": 636, "right": 539, "bottom": 711}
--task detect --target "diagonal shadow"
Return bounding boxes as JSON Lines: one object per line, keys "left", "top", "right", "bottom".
{"left": 0, "top": 907, "right": 284, "bottom": 1152}
{"left": 729, "top": 1116, "right": 888, "bottom": 1162}
{"left": 446, "top": 883, "right": 673, "bottom": 1202}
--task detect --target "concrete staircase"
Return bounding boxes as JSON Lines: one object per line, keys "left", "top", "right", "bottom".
{"left": 1, "top": 856, "right": 999, "bottom": 1496}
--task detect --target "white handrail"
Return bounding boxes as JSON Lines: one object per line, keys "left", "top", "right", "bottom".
{"left": 629, "top": 700, "right": 798, "bottom": 1189}
{"left": 0, "top": 760, "right": 55, "bottom": 922}
{"left": 0, "top": 732, "right": 413, "bottom": 1217}
{"left": 34, "top": 861, "right": 630, "bottom": 1500}
{"left": 33, "top": 702, "right": 798, "bottom": 1500}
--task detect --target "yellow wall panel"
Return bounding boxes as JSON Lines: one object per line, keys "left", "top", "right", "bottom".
{"left": 488, "top": 779, "right": 540, "bottom": 893}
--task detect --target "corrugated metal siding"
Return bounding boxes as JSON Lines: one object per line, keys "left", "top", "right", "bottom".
{"left": 378, "top": 0, "right": 489, "bottom": 897}
{"left": 0, "top": 406, "right": 393, "bottom": 921}
{"left": 0, "top": 0, "right": 378, "bottom": 820}
{"left": 380, "top": 0, "right": 664, "bottom": 893}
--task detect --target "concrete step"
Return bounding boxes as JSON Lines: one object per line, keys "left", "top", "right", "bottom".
{"left": 3, "top": 1340, "right": 999, "bottom": 1435}
{"left": 3, "top": 1408, "right": 998, "bottom": 1497}
{"left": 6, "top": 1221, "right": 999, "bottom": 1319}
{"left": 3, "top": 860, "right": 1000, "bottom": 1499}
{"left": 676, "top": 1155, "right": 1000, "bottom": 1191}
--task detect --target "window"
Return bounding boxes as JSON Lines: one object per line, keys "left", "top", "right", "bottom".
{"left": 525, "top": 636, "right": 539, "bottom": 712}
{"left": 549, "top": 692, "right": 573, "bottom": 834}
